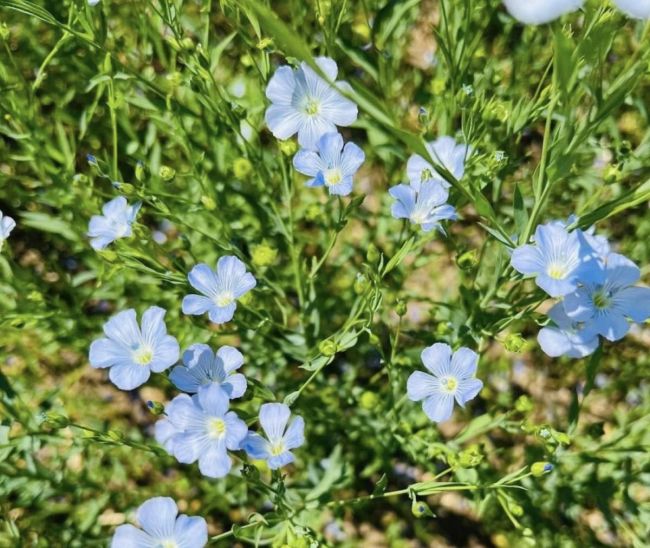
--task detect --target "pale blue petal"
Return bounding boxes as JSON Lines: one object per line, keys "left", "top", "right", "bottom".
{"left": 165, "top": 394, "right": 204, "bottom": 430}
{"left": 259, "top": 403, "right": 290, "bottom": 442}
{"left": 224, "top": 412, "right": 248, "bottom": 449}
{"left": 169, "top": 366, "right": 201, "bottom": 393}
{"left": 537, "top": 327, "right": 573, "bottom": 357}
{"left": 329, "top": 177, "right": 353, "bottom": 196}
{"left": 188, "top": 264, "right": 219, "bottom": 297}
{"left": 420, "top": 343, "right": 452, "bottom": 377}
{"left": 283, "top": 416, "right": 305, "bottom": 450}
{"left": 614, "top": 286, "right": 650, "bottom": 322}
{"left": 137, "top": 497, "right": 177, "bottom": 538}
{"left": 102, "top": 196, "right": 128, "bottom": 217}
{"left": 268, "top": 451, "right": 295, "bottom": 470}
{"left": 422, "top": 393, "right": 455, "bottom": 423}
{"left": 298, "top": 117, "right": 337, "bottom": 150}
{"left": 605, "top": 253, "right": 640, "bottom": 288}
{"left": 111, "top": 524, "right": 153, "bottom": 548}
{"left": 217, "top": 346, "right": 244, "bottom": 373}
{"left": 590, "top": 311, "right": 630, "bottom": 342}
{"left": 293, "top": 150, "right": 324, "bottom": 177}
{"left": 104, "top": 309, "right": 141, "bottom": 346}
{"left": 563, "top": 288, "right": 595, "bottom": 322}
{"left": 154, "top": 418, "right": 178, "bottom": 453}
{"left": 149, "top": 334, "right": 179, "bottom": 373}
{"left": 406, "top": 371, "right": 439, "bottom": 401}
{"left": 265, "top": 65, "right": 295, "bottom": 104}
{"left": 265, "top": 104, "right": 302, "bottom": 140}
{"left": 318, "top": 132, "right": 344, "bottom": 164}
{"left": 208, "top": 303, "right": 236, "bottom": 324}
{"left": 233, "top": 272, "right": 256, "bottom": 298}
{"left": 340, "top": 142, "right": 365, "bottom": 175}
{"left": 90, "top": 234, "right": 116, "bottom": 250}
{"left": 198, "top": 383, "right": 229, "bottom": 416}
{"left": 314, "top": 56, "right": 339, "bottom": 80}
{"left": 182, "top": 295, "right": 214, "bottom": 316}
{"left": 511, "top": 245, "right": 543, "bottom": 276}
{"left": 455, "top": 378, "right": 483, "bottom": 406}
{"left": 174, "top": 515, "right": 208, "bottom": 548}
{"left": 140, "top": 306, "right": 166, "bottom": 345}
{"left": 216, "top": 255, "right": 247, "bottom": 284}
{"left": 450, "top": 347, "right": 478, "bottom": 379}
{"left": 223, "top": 373, "right": 247, "bottom": 399}
{"left": 198, "top": 444, "right": 231, "bottom": 478}
{"left": 242, "top": 432, "right": 271, "bottom": 460}
{"left": 109, "top": 363, "right": 150, "bottom": 390}
{"left": 171, "top": 432, "right": 204, "bottom": 464}
{"left": 89, "top": 338, "right": 130, "bottom": 368}
{"left": 536, "top": 273, "right": 577, "bottom": 297}
{"left": 389, "top": 184, "right": 416, "bottom": 219}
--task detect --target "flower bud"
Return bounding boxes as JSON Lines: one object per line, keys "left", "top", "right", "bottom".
{"left": 504, "top": 333, "right": 526, "bottom": 353}
{"left": 233, "top": 157, "right": 253, "bottom": 179}
{"left": 41, "top": 411, "right": 70, "bottom": 429}
{"left": 531, "top": 461, "right": 553, "bottom": 477}
{"left": 159, "top": 165, "right": 176, "bottom": 181}
{"left": 457, "top": 249, "right": 479, "bottom": 271}
{"left": 359, "top": 391, "right": 378, "bottom": 410}
{"left": 318, "top": 339, "right": 337, "bottom": 357}
{"left": 256, "top": 37, "right": 273, "bottom": 50}
{"left": 146, "top": 400, "right": 165, "bottom": 416}
{"left": 395, "top": 300, "right": 407, "bottom": 317}
{"left": 411, "top": 499, "right": 433, "bottom": 518}
{"left": 510, "top": 502, "right": 524, "bottom": 517}
{"left": 354, "top": 273, "right": 369, "bottom": 294}
{"left": 278, "top": 139, "right": 298, "bottom": 156}
{"left": 251, "top": 243, "right": 278, "bottom": 267}
{"left": 135, "top": 161, "right": 145, "bottom": 182}
{"left": 200, "top": 196, "right": 216, "bottom": 211}
{"left": 366, "top": 243, "right": 380, "bottom": 263}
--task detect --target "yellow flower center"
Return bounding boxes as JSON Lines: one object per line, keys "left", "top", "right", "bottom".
{"left": 215, "top": 291, "right": 234, "bottom": 307}
{"left": 270, "top": 441, "right": 285, "bottom": 456}
{"left": 208, "top": 418, "right": 226, "bottom": 439}
{"left": 324, "top": 168, "right": 343, "bottom": 186}
{"left": 133, "top": 346, "right": 153, "bottom": 366}
{"left": 547, "top": 264, "right": 566, "bottom": 280}
{"left": 159, "top": 541, "right": 178, "bottom": 548}
{"left": 593, "top": 290, "right": 611, "bottom": 309}
{"left": 304, "top": 97, "right": 320, "bottom": 116}
{"left": 441, "top": 376, "right": 458, "bottom": 394}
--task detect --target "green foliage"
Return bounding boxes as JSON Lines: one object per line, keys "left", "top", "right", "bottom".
{"left": 1, "top": 0, "right": 650, "bottom": 546}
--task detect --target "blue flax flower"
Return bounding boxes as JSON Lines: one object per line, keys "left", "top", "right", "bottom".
{"left": 537, "top": 303, "right": 599, "bottom": 358}
{"left": 563, "top": 253, "right": 650, "bottom": 341}
{"left": 0, "top": 210, "right": 16, "bottom": 248}
{"left": 407, "top": 136, "right": 470, "bottom": 187}
{"left": 242, "top": 403, "right": 305, "bottom": 469}
{"left": 293, "top": 132, "right": 365, "bottom": 196}
{"left": 155, "top": 384, "right": 247, "bottom": 478}
{"left": 407, "top": 343, "right": 483, "bottom": 423}
{"left": 88, "top": 196, "right": 140, "bottom": 251}
{"left": 182, "top": 256, "right": 256, "bottom": 324}
{"left": 502, "top": 0, "right": 583, "bottom": 25}
{"left": 111, "top": 496, "right": 207, "bottom": 548}
{"left": 265, "top": 57, "right": 357, "bottom": 150}
{"left": 89, "top": 306, "right": 179, "bottom": 390}
{"left": 511, "top": 222, "right": 600, "bottom": 297}
{"left": 169, "top": 343, "right": 247, "bottom": 399}
{"left": 389, "top": 180, "right": 456, "bottom": 232}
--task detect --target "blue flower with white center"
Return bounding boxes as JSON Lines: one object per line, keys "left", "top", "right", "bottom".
{"left": 0, "top": 210, "right": 16, "bottom": 250}
{"left": 182, "top": 256, "right": 256, "bottom": 324}
{"left": 293, "top": 132, "right": 365, "bottom": 197}
{"left": 537, "top": 303, "right": 599, "bottom": 359}
{"left": 510, "top": 222, "right": 601, "bottom": 298}
{"left": 265, "top": 57, "right": 358, "bottom": 150}
{"left": 406, "top": 136, "right": 470, "bottom": 187}
{"left": 111, "top": 496, "right": 207, "bottom": 548}
{"left": 154, "top": 384, "right": 247, "bottom": 478}
{"left": 502, "top": 0, "right": 583, "bottom": 25}
{"left": 88, "top": 196, "right": 141, "bottom": 251}
{"left": 614, "top": 0, "right": 650, "bottom": 18}
{"left": 89, "top": 306, "right": 179, "bottom": 391}
{"left": 389, "top": 180, "right": 457, "bottom": 232}
{"left": 169, "top": 343, "right": 247, "bottom": 399}
{"left": 407, "top": 343, "right": 483, "bottom": 423}
{"left": 563, "top": 253, "right": 650, "bottom": 342}
{"left": 241, "top": 403, "right": 305, "bottom": 470}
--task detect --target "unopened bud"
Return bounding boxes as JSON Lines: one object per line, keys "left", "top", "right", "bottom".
{"left": 359, "top": 391, "right": 378, "bottom": 410}
{"left": 531, "top": 461, "right": 553, "bottom": 477}
{"left": 146, "top": 401, "right": 165, "bottom": 415}
{"left": 251, "top": 243, "right": 278, "bottom": 267}
{"left": 411, "top": 499, "right": 433, "bottom": 518}
{"left": 366, "top": 243, "right": 380, "bottom": 263}
{"left": 278, "top": 139, "right": 298, "bottom": 156}
{"left": 159, "top": 166, "right": 176, "bottom": 181}
{"left": 200, "top": 196, "right": 216, "bottom": 210}
{"left": 504, "top": 333, "right": 526, "bottom": 353}
{"left": 318, "top": 340, "right": 337, "bottom": 357}
{"left": 233, "top": 157, "right": 253, "bottom": 179}
{"left": 395, "top": 300, "right": 407, "bottom": 317}
{"left": 41, "top": 412, "right": 70, "bottom": 429}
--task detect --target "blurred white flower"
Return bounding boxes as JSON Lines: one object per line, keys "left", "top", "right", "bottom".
{"left": 614, "top": 0, "right": 650, "bottom": 19}
{"left": 502, "top": 0, "right": 583, "bottom": 24}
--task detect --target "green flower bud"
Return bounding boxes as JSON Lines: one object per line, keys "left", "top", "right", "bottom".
{"left": 458, "top": 444, "right": 484, "bottom": 468}
{"left": 531, "top": 461, "right": 553, "bottom": 477}
{"left": 159, "top": 165, "right": 176, "bottom": 181}
{"left": 305, "top": 203, "right": 322, "bottom": 222}
{"left": 603, "top": 164, "right": 621, "bottom": 184}
{"left": 200, "top": 196, "right": 216, "bottom": 210}
{"left": 504, "top": 333, "right": 526, "bottom": 353}
{"left": 278, "top": 140, "right": 298, "bottom": 156}
{"left": 318, "top": 339, "right": 337, "bottom": 357}
{"left": 510, "top": 502, "right": 524, "bottom": 517}
{"left": 256, "top": 37, "right": 273, "bottom": 50}
{"left": 135, "top": 161, "right": 145, "bottom": 182}
{"left": 366, "top": 243, "right": 380, "bottom": 263}
{"left": 146, "top": 401, "right": 165, "bottom": 416}
{"left": 354, "top": 273, "right": 369, "bottom": 294}
{"left": 359, "top": 390, "right": 378, "bottom": 410}
{"left": 251, "top": 243, "right": 278, "bottom": 267}
{"left": 395, "top": 300, "right": 407, "bottom": 317}
{"left": 411, "top": 499, "right": 433, "bottom": 518}
{"left": 41, "top": 411, "right": 70, "bottom": 429}
{"left": 457, "top": 249, "right": 479, "bottom": 271}
{"left": 514, "top": 395, "right": 533, "bottom": 413}
{"left": 233, "top": 157, "right": 253, "bottom": 179}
